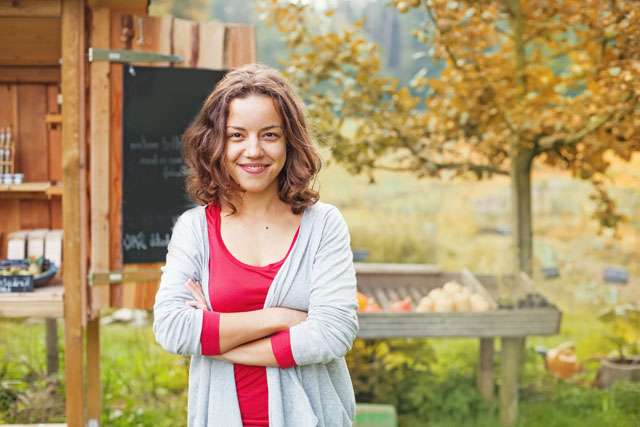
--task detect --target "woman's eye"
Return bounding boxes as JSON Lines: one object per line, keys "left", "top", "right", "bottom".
{"left": 264, "top": 132, "right": 279, "bottom": 139}
{"left": 228, "top": 133, "right": 243, "bottom": 139}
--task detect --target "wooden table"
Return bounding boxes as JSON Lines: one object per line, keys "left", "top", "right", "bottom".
{"left": 0, "top": 275, "right": 64, "bottom": 376}
{"left": 354, "top": 263, "right": 562, "bottom": 427}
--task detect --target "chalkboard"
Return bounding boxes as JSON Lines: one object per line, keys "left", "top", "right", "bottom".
{"left": 122, "top": 66, "right": 226, "bottom": 264}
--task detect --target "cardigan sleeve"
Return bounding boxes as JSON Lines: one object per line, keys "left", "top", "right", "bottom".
{"left": 288, "top": 206, "right": 359, "bottom": 365}
{"left": 153, "top": 210, "right": 206, "bottom": 356}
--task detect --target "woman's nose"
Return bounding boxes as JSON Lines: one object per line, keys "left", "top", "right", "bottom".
{"left": 244, "top": 135, "right": 263, "bottom": 158}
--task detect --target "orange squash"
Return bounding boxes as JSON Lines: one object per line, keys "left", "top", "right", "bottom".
{"left": 356, "top": 291, "right": 368, "bottom": 312}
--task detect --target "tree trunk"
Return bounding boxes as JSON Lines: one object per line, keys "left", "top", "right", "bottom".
{"left": 505, "top": 0, "right": 533, "bottom": 278}
{"left": 509, "top": 141, "right": 534, "bottom": 277}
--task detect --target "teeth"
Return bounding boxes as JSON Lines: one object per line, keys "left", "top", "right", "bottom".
{"left": 244, "top": 165, "right": 265, "bottom": 170}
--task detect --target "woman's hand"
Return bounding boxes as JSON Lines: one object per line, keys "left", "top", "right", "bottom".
{"left": 184, "top": 278, "right": 209, "bottom": 311}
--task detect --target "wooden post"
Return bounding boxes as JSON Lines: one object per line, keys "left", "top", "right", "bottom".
{"left": 477, "top": 337, "right": 494, "bottom": 402}
{"left": 45, "top": 318, "right": 59, "bottom": 375}
{"left": 500, "top": 337, "right": 524, "bottom": 427}
{"left": 87, "top": 7, "right": 112, "bottom": 423}
{"left": 62, "top": 0, "right": 87, "bottom": 425}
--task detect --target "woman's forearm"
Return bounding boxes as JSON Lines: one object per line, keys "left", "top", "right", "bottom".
{"left": 213, "top": 337, "right": 279, "bottom": 366}
{"left": 218, "top": 308, "right": 301, "bottom": 353}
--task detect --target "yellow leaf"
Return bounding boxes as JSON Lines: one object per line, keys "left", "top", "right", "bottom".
{"left": 325, "top": 10, "right": 334, "bottom": 17}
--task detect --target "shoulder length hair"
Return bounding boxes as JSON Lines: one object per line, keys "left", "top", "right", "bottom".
{"left": 182, "top": 63, "right": 321, "bottom": 214}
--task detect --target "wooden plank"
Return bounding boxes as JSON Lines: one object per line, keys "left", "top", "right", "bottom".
{"left": 355, "top": 262, "right": 442, "bottom": 275}
{"left": 0, "top": 66, "right": 61, "bottom": 83}
{"left": 61, "top": 0, "right": 86, "bottom": 425}
{"left": 0, "top": 17, "right": 61, "bottom": 66}
{"left": 477, "top": 338, "right": 494, "bottom": 402}
{"left": 0, "top": 283, "right": 64, "bottom": 318}
{"left": 173, "top": 17, "right": 199, "bottom": 68}
{"left": 130, "top": 15, "right": 173, "bottom": 67}
{"left": 198, "top": 21, "right": 225, "bottom": 69}
{"left": 109, "top": 11, "right": 126, "bottom": 307}
{"left": 88, "top": 0, "right": 148, "bottom": 12}
{"left": 500, "top": 337, "right": 524, "bottom": 427}
{"left": 86, "top": 316, "right": 101, "bottom": 425}
{"left": 17, "top": 84, "right": 49, "bottom": 181}
{"left": 47, "top": 84, "right": 63, "bottom": 183}
{"left": 223, "top": 24, "right": 256, "bottom": 68}
{"left": 0, "top": 0, "right": 61, "bottom": 17}
{"left": 90, "top": 6, "right": 111, "bottom": 310}
{"left": 19, "top": 200, "right": 51, "bottom": 229}
{"left": 356, "top": 309, "right": 561, "bottom": 339}
{"left": 0, "top": 199, "right": 21, "bottom": 260}
{"left": 45, "top": 318, "right": 59, "bottom": 375}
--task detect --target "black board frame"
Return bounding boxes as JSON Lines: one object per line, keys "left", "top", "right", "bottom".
{"left": 122, "top": 66, "right": 227, "bottom": 264}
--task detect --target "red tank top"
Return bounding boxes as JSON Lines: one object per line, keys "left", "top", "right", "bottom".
{"left": 204, "top": 204, "right": 299, "bottom": 426}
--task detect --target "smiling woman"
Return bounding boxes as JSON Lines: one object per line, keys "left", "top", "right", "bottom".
{"left": 153, "top": 64, "right": 359, "bottom": 427}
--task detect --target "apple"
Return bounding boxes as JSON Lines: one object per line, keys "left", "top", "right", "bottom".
{"left": 362, "top": 302, "right": 382, "bottom": 313}
{"left": 390, "top": 299, "right": 413, "bottom": 312}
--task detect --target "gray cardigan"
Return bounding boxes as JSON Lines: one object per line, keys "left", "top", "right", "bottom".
{"left": 153, "top": 201, "right": 359, "bottom": 426}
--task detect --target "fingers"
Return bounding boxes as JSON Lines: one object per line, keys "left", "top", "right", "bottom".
{"left": 184, "top": 278, "right": 206, "bottom": 302}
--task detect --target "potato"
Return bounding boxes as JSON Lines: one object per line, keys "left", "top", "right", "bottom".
{"left": 453, "top": 292, "right": 471, "bottom": 311}
{"left": 470, "top": 293, "right": 491, "bottom": 312}
{"left": 442, "top": 280, "right": 462, "bottom": 296}
{"left": 416, "top": 296, "right": 434, "bottom": 313}
{"left": 433, "top": 295, "right": 454, "bottom": 312}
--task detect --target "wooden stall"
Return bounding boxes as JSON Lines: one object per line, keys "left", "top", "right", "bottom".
{"left": 0, "top": 1, "right": 255, "bottom": 425}
{"left": 355, "top": 263, "right": 562, "bottom": 427}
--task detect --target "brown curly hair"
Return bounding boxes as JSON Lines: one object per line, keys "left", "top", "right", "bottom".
{"left": 182, "top": 63, "right": 321, "bottom": 214}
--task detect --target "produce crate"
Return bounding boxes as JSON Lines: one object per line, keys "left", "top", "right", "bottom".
{"left": 355, "top": 264, "right": 561, "bottom": 339}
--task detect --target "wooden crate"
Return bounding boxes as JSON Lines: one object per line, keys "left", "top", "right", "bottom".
{"left": 355, "top": 263, "right": 561, "bottom": 339}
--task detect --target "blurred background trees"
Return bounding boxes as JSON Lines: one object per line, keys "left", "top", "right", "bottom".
{"left": 255, "top": 0, "right": 640, "bottom": 276}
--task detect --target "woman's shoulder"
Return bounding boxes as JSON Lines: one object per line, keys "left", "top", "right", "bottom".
{"left": 175, "top": 205, "right": 206, "bottom": 228}
{"left": 303, "top": 201, "right": 342, "bottom": 221}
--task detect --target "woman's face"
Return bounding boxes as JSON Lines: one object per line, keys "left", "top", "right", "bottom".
{"left": 224, "top": 94, "right": 287, "bottom": 196}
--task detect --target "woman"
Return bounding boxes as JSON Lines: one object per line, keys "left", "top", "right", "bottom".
{"left": 153, "top": 63, "right": 359, "bottom": 427}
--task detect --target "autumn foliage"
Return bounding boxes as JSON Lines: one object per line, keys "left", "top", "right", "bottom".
{"left": 257, "top": 0, "right": 640, "bottom": 272}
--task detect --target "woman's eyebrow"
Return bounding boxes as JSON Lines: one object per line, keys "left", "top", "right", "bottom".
{"left": 226, "top": 125, "right": 283, "bottom": 131}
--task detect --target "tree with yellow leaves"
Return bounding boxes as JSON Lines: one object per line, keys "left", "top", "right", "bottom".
{"left": 257, "top": 0, "right": 640, "bottom": 278}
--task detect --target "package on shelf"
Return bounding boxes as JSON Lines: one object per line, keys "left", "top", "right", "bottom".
{"left": 27, "top": 229, "right": 48, "bottom": 259}
{"left": 7, "top": 229, "right": 31, "bottom": 259}
{"left": 45, "top": 229, "right": 63, "bottom": 267}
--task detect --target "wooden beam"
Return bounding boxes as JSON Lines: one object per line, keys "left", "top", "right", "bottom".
{"left": 61, "top": 0, "right": 87, "bottom": 426}
{"left": 0, "top": 66, "right": 60, "bottom": 83}
{"left": 88, "top": 0, "right": 148, "bottom": 13}
{"left": 500, "top": 337, "right": 524, "bottom": 427}
{"left": 223, "top": 24, "right": 256, "bottom": 68}
{"left": 0, "top": 0, "right": 61, "bottom": 17}
{"left": 86, "top": 317, "right": 101, "bottom": 425}
{"left": 45, "top": 318, "right": 59, "bottom": 375}
{"left": 477, "top": 338, "right": 494, "bottom": 402}
{"left": 0, "top": 17, "right": 61, "bottom": 66}
{"left": 89, "top": 6, "right": 111, "bottom": 310}
{"left": 198, "top": 21, "right": 224, "bottom": 69}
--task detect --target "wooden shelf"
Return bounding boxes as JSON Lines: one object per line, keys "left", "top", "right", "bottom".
{"left": 0, "top": 275, "right": 63, "bottom": 318}
{"left": 0, "top": 181, "right": 62, "bottom": 199}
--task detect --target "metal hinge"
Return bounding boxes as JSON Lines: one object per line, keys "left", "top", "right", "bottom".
{"left": 88, "top": 270, "right": 162, "bottom": 285}
{"left": 88, "top": 48, "right": 183, "bottom": 64}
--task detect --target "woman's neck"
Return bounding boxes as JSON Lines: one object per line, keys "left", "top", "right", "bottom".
{"left": 226, "top": 190, "right": 288, "bottom": 218}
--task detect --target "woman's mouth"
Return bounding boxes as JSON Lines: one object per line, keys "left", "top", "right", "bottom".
{"left": 240, "top": 164, "right": 268, "bottom": 174}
